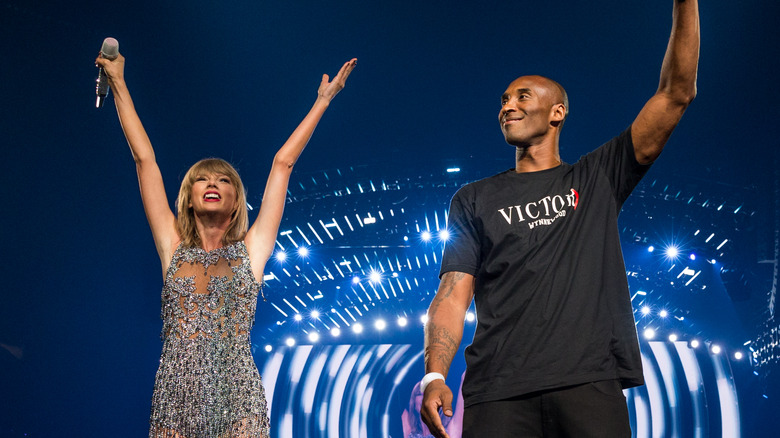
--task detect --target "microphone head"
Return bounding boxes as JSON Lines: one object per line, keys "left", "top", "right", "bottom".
{"left": 100, "top": 37, "right": 119, "bottom": 60}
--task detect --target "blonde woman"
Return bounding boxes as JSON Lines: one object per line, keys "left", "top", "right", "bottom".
{"left": 96, "top": 50, "right": 356, "bottom": 437}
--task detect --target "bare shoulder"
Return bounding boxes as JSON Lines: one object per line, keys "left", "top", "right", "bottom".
{"left": 243, "top": 233, "right": 269, "bottom": 284}
{"left": 158, "top": 235, "right": 183, "bottom": 277}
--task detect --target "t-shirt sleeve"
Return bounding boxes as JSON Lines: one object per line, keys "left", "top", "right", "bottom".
{"left": 583, "top": 126, "right": 651, "bottom": 210}
{"left": 439, "top": 184, "right": 481, "bottom": 278}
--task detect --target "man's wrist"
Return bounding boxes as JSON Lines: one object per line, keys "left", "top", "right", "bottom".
{"left": 420, "top": 372, "right": 445, "bottom": 393}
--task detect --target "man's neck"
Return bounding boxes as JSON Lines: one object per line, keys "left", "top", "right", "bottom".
{"left": 514, "top": 141, "right": 561, "bottom": 173}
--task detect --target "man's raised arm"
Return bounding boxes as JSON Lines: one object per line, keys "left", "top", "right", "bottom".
{"left": 632, "top": 0, "right": 700, "bottom": 165}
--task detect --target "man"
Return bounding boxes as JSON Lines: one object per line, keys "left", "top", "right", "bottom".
{"left": 420, "top": 1, "right": 699, "bottom": 437}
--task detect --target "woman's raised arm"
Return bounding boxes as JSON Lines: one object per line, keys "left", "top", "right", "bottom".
{"left": 96, "top": 53, "right": 179, "bottom": 272}
{"left": 245, "top": 58, "right": 357, "bottom": 279}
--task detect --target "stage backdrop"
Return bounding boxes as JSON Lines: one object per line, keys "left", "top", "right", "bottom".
{"left": 256, "top": 340, "right": 743, "bottom": 438}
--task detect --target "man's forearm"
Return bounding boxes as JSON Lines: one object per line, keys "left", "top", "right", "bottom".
{"left": 658, "top": 0, "right": 700, "bottom": 101}
{"left": 424, "top": 271, "right": 473, "bottom": 375}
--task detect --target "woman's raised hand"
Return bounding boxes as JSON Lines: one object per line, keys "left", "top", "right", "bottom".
{"left": 95, "top": 52, "right": 126, "bottom": 86}
{"left": 317, "top": 58, "right": 357, "bottom": 102}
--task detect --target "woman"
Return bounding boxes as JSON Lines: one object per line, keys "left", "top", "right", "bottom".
{"left": 96, "top": 49, "right": 356, "bottom": 437}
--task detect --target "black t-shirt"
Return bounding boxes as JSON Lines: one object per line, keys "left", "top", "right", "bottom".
{"left": 441, "top": 128, "right": 648, "bottom": 407}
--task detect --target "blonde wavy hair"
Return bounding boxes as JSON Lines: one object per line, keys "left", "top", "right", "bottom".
{"left": 175, "top": 158, "right": 249, "bottom": 248}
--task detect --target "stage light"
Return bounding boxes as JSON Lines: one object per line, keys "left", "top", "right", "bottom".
{"left": 690, "top": 339, "right": 700, "bottom": 349}
{"left": 311, "top": 310, "right": 320, "bottom": 319}
{"left": 297, "top": 246, "right": 309, "bottom": 257}
{"left": 352, "top": 276, "right": 360, "bottom": 284}
{"left": 465, "top": 312, "right": 475, "bottom": 322}
{"left": 711, "top": 345, "right": 721, "bottom": 354}
{"left": 264, "top": 345, "right": 273, "bottom": 352}
{"left": 665, "top": 245, "right": 679, "bottom": 259}
{"left": 275, "top": 251, "right": 287, "bottom": 262}
{"left": 659, "top": 310, "right": 668, "bottom": 318}
{"left": 308, "top": 332, "right": 320, "bottom": 343}
{"left": 285, "top": 337, "right": 296, "bottom": 347}
{"left": 331, "top": 327, "right": 341, "bottom": 337}
{"left": 647, "top": 245, "right": 655, "bottom": 253}
{"left": 421, "top": 314, "right": 429, "bottom": 325}
{"left": 446, "top": 167, "right": 461, "bottom": 173}
{"left": 397, "top": 317, "right": 408, "bottom": 327}
{"left": 734, "top": 352, "right": 744, "bottom": 360}
{"left": 369, "top": 270, "right": 382, "bottom": 284}
{"left": 643, "top": 328, "right": 656, "bottom": 340}
{"left": 352, "top": 323, "right": 364, "bottom": 334}
{"left": 421, "top": 231, "right": 432, "bottom": 242}
{"left": 375, "top": 319, "right": 387, "bottom": 331}
{"left": 403, "top": 236, "right": 409, "bottom": 242}
{"left": 438, "top": 229, "right": 450, "bottom": 242}
{"left": 669, "top": 334, "right": 678, "bottom": 342}
{"left": 641, "top": 306, "right": 651, "bottom": 316}
{"left": 689, "top": 253, "right": 696, "bottom": 261}
{"left": 294, "top": 314, "right": 303, "bottom": 322}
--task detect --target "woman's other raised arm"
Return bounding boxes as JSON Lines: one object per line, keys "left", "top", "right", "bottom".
{"left": 96, "top": 53, "right": 179, "bottom": 273}
{"left": 245, "top": 58, "right": 357, "bottom": 279}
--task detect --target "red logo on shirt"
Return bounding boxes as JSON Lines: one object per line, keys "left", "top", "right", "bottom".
{"left": 571, "top": 189, "right": 579, "bottom": 210}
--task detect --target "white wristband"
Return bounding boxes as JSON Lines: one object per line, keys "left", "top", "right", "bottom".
{"left": 420, "top": 372, "right": 445, "bottom": 393}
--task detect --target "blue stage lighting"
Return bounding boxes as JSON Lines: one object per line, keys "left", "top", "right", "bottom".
{"left": 668, "top": 334, "right": 678, "bottom": 342}
{"left": 665, "top": 245, "right": 679, "bottom": 259}
{"left": 375, "top": 319, "right": 387, "bottom": 331}
{"left": 352, "top": 276, "right": 360, "bottom": 284}
{"left": 690, "top": 339, "right": 700, "bottom": 349}
{"left": 369, "top": 270, "right": 382, "bottom": 284}
{"left": 734, "top": 352, "right": 744, "bottom": 360}
{"left": 647, "top": 245, "right": 655, "bottom": 253}
{"left": 397, "top": 316, "right": 408, "bottom": 327}
{"left": 352, "top": 323, "right": 364, "bottom": 334}
{"left": 689, "top": 253, "right": 696, "bottom": 260}
{"left": 294, "top": 314, "right": 303, "bottom": 322}
{"left": 330, "top": 327, "right": 341, "bottom": 337}
{"left": 421, "top": 231, "right": 432, "bottom": 242}
{"left": 465, "top": 312, "right": 475, "bottom": 322}
{"left": 659, "top": 309, "right": 668, "bottom": 318}
{"left": 297, "top": 246, "right": 309, "bottom": 257}
{"left": 643, "top": 328, "right": 656, "bottom": 339}
{"left": 711, "top": 345, "right": 721, "bottom": 354}
{"left": 311, "top": 310, "right": 320, "bottom": 319}
{"left": 264, "top": 345, "right": 273, "bottom": 352}
{"left": 308, "top": 332, "right": 320, "bottom": 343}
{"left": 641, "top": 306, "right": 651, "bottom": 315}
{"left": 285, "top": 337, "right": 296, "bottom": 347}
{"left": 438, "top": 229, "right": 450, "bottom": 242}
{"left": 275, "top": 251, "right": 287, "bottom": 262}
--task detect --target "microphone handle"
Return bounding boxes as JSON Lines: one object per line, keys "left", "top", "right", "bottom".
{"left": 95, "top": 66, "right": 109, "bottom": 108}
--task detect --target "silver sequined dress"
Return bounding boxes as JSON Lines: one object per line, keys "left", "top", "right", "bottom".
{"left": 149, "top": 241, "right": 270, "bottom": 438}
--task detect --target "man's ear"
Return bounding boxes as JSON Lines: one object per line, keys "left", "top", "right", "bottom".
{"left": 551, "top": 103, "right": 566, "bottom": 122}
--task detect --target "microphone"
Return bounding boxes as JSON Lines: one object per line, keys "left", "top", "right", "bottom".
{"left": 95, "top": 37, "right": 119, "bottom": 108}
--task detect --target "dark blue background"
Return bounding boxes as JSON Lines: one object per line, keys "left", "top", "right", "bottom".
{"left": 2, "top": 0, "right": 778, "bottom": 435}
